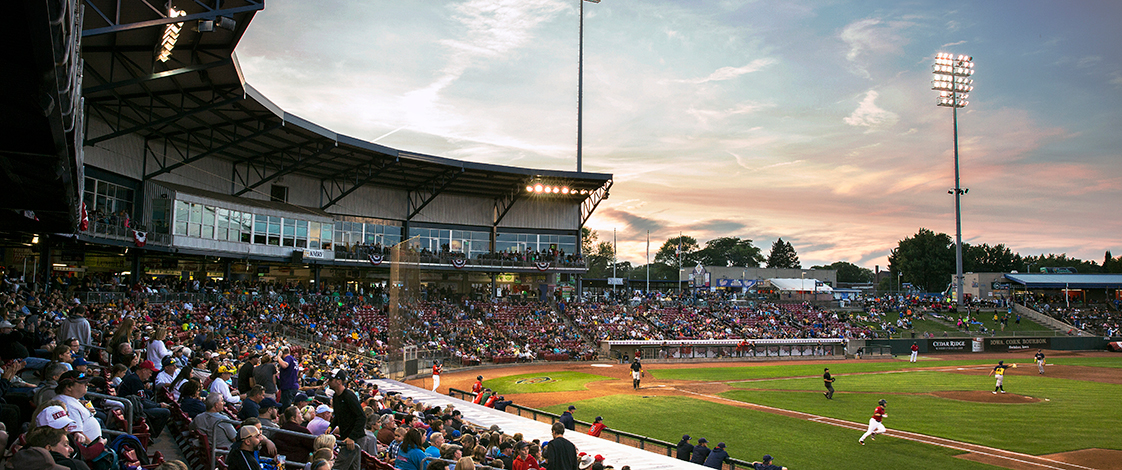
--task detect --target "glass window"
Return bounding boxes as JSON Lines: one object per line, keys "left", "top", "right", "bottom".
{"left": 296, "top": 220, "right": 308, "bottom": 239}
{"left": 320, "top": 223, "right": 333, "bottom": 250}
{"left": 189, "top": 204, "right": 202, "bottom": 223}
{"left": 174, "top": 200, "right": 188, "bottom": 235}
{"left": 216, "top": 208, "right": 229, "bottom": 229}
{"left": 282, "top": 219, "right": 296, "bottom": 247}
{"left": 254, "top": 214, "right": 267, "bottom": 244}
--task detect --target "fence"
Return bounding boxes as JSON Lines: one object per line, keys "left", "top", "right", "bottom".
{"left": 448, "top": 388, "right": 757, "bottom": 470}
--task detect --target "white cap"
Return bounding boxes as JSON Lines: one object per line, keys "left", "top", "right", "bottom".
{"left": 316, "top": 404, "right": 333, "bottom": 414}
{"left": 37, "top": 405, "right": 78, "bottom": 432}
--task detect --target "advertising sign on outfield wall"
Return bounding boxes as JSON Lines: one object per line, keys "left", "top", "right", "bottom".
{"left": 928, "top": 339, "right": 971, "bottom": 352}
{"left": 984, "top": 337, "right": 1052, "bottom": 352}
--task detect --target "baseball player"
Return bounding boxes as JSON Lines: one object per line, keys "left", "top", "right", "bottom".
{"left": 471, "top": 375, "right": 484, "bottom": 403}
{"left": 1034, "top": 350, "right": 1046, "bottom": 375}
{"left": 859, "top": 399, "right": 888, "bottom": 445}
{"left": 431, "top": 361, "right": 443, "bottom": 391}
{"left": 630, "top": 359, "right": 643, "bottom": 389}
{"left": 909, "top": 342, "right": 919, "bottom": 363}
{"left": 822, "top": 367, "right": 835, "bottom": 399}
{"left": 988, "top": 360, "right": 1014, "bottom": 394}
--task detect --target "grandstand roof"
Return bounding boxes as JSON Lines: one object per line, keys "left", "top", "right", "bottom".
{"left": 80, "top": 0, "right": 612, "bottom": 212}
{"left": 1003, "top": 273, "right": 1122, "bottom": 289}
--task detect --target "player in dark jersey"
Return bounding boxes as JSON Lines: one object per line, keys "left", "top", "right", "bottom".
{"left": 988, "top": 360, "right": 1013, "bottom": 393}
{"left": 823, "top": 368, "right": 835, "bottom": 399}
{"left": 1034, "top": 350, "right": 1046, "bottom": 375}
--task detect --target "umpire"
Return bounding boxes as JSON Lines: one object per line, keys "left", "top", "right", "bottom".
{"left": 328, "top": 370, "right": 365, "bottom": 470}
{"left": 823, "top": 368, "right": 835, "bottom": 399}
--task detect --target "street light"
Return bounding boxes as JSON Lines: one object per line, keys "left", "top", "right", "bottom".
{"left": 577, "top": 0, "right": 600, "bottom": 173}
{"left": 932, "top": 52, "right": 974, "bottom": 311}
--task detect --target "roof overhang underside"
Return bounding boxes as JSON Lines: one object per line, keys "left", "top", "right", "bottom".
{"left": 80, "top": 0, "right": 612, "bottom": 217}
{"left": 1003, "top": 274, "right": 1122, "bottom": 289}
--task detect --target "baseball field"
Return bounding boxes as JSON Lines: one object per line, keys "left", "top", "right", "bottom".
{"left": 420, "top": 351, "right": 1122, "bottom": 470}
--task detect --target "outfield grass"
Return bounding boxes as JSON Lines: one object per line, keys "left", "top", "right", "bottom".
{"left": 544, "top": 395, "right": 1001, "bottom": 470}
{"left": 483, "top": 371, "right": 613, "bottom": 393}
{"left": 650, "top": 359, "right": 1010, "bottom": 382}
{"left": 719, "top": 369, "right": 1122, "bottom": 454}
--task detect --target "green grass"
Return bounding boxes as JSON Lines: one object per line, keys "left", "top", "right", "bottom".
{"left": 650, "top": 359, "right": 1008, "bottom": 382}
{"left": 483, "top": 370, "right": 613, "bottom": 393}
{"left": 1045, "top": 357, "right": 1122, "bottom": 368}
{"left": 544, "top": 395, "right": 1001, "bottom": 470}
{"left": 719, "top": 369, "right": 1122, "bottom": 454}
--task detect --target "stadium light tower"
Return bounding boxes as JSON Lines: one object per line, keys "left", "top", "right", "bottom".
{"left": 932, "top": 52, "right": 974, "bottom": 311}
{"left": 577, "top": 0, "right": 600, "bottom": 173}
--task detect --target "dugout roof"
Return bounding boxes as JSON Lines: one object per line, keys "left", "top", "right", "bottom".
{"left": 79, "top": 0, "right": 611, "bottom": 216}
{"left": 1003, "top": 273, "right": 1122, "bottom": 289}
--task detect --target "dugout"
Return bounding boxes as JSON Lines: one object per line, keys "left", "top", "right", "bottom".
{"left": 602, "top": 338, "right": 846, "bottom": 362}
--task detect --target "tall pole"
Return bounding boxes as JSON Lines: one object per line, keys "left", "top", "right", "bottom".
{"left": 577, "top": 0, "right": 585, "bottom": 173}
{"left": 646, "top": 230, "right": 650, "bottom": 294}
{"left": 932, "top": 52, "right": 973, "bottom": 312}
{"left": 612, "top": 228, "right": 617, "bottom": 295}
{"left": 953, "top": 105, "right": 964, "bottom": 310}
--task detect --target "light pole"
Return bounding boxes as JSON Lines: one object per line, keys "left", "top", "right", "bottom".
{"left": 932, "top": 52, "right": 974, "bottom": 312}
{"left": 577, "top": 0, "right": 600, "bottom": 173}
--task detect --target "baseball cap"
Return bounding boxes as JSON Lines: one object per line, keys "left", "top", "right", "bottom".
{"left": 37, "top": 405, "right": 78, "bottom": 431}
{"left": 330, "top": 370, "right": 350, "bottom": 382}
{"left": 567, "top": 405, "right": 576, "bottom": 411}
{"left": 316, "top": 404, "right": 333, "bottom": 414}
{"left": 0, "top": 320, "right": 13, "bottom": 329}
{"left": 716, "top": 442, "right": 726, "bottom": 449}
{"left": 10, "top": 447, "right": 67, "bottom": 470}
{"left": 162, "top": 357, "right": 176, "bottom": 368}
{"left": 697, "top": 438, "right": 708, "bottom": 444}
{"left": 238, "top": 426, "right": 261, "bottom": 440}
{"left": 73, "top": 357, "right": 89, "bottom": 367}
{"left": 56, "top": 371, "right": 91, "bottom": 392}
{"left": 218, "top": 365, "right": 236, "bottom": 374}
{"left": 682, "top": 434, "right": 690, "bottom": 441}
{"left": 259, "top": 398, "right": 281, "bottom": 409}
{"left": 762, "top": 454, "right": 773, "bottom": 462}
{"left": 139, "top": 360, "right": 159, "bottom": 372}
{"left": 578, "top": 454, "right": 594, "bottom": 470}
{"left": 294, "top": 392, "right": 310, "bottom": 402}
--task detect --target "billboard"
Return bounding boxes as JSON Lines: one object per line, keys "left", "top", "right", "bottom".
{"left": 984, "top": 337, "right": 1051, "bottom": 352}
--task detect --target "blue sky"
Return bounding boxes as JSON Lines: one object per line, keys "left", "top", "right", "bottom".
{"left": 235, "top": 0, "right": 1122, "bottom": 269}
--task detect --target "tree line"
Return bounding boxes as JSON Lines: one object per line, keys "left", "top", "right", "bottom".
{"left": 581, "top": 227, "right": 1121, "bottom": 291}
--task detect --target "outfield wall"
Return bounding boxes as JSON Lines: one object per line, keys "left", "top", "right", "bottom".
{"left": 867, "top": 336, "right": 1116, "bottom": 355}
{"left": 601, "top": 339, "right": 846, "bottom": 361}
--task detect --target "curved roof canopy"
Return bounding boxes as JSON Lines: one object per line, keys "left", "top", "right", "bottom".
{"left": 1003, "top": 273, "right": 1122, "bottom": 289}
{"left": 80, "top": 0, "right": 611, "bottom": 216}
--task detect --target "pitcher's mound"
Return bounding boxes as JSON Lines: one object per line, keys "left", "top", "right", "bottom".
{"left": 932, "top": 391, "right": 1041, "bottom": 403}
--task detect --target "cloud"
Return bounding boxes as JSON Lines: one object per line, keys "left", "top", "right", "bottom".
{"left": 1110, "top": 72, "right": 1122, "bottom": 87}
{"left": 940, "top": 40, "right": 966, "bottom": 49}
{"left": 672, "top": 58, "right": 778, "bottom": 84}
{"left": 840, "top": 18, "right": 912, "bottom": 78}
{"left": 843, "top": 90, "right": 898, "bottom": 131}
{"left": 597, "top": 208, "right": 668, "bottom": 233}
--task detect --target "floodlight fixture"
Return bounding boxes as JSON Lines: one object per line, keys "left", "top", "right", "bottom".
{"left": 157, "top": 7, "right": 187, "bottom": 62}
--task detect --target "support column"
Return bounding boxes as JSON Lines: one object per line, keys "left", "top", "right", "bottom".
{"left": 131, "top": 251, "right": 142, "bottom": 286}
{"left": 38, "top": 236, "right": 52, "bottom": 294}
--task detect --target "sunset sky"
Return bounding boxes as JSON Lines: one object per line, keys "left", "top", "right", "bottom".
{"left": 235, "top": 0, "right": 1122, "bottom": 269}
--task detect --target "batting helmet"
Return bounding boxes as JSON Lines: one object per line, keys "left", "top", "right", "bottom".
{"left": 878, "top": 399, "right": 887, "bottom": 406}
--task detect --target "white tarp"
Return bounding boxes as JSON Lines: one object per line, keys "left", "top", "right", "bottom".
{"left": 767, "top": 278, "right": 834, "bottom": 293}
{"left": 371, "top": 378, "right": 701, "bottom": 469}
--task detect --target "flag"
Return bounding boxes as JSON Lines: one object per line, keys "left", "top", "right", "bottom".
{"left": 79, "top": 202, "right": 89, "bottom": 231}
{"left": 133, "top": 230, "right": 147, "bottom": 247}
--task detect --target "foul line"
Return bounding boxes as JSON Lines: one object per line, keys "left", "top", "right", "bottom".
{"left": 677, "top": 389, "right": 1095, "bottom": 470}
{"left": 706, "top": 364, "right": 995, "bottom": 385}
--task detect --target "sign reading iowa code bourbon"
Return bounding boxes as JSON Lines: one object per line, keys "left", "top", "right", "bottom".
{"left": 984, "top": 337, "right": 1051, "bottom": 352}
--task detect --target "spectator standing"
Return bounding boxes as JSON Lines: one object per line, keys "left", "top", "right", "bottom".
{"left": 675, "top": 435, "right": 693, "bottom": 461}
{"left": 542, "top": 422, "right": 577, "bottom": 470}
{"left": 703, "top": 442, "right": 729, "bottom": 469}
{"left": 237, "top": 354, "right": 260, "bottom": 395}
{"left": 690, "top": 438, "right": 710, "bottom": 466}
{"left": 56, "top": 306, "right": 90, "bottom": 351}
{"left": 587, "top": 416, "right": 606, "bottom": 437}
{"left": 277, "top": 347, "right": 300, "bottom": 409}
{"left": 329, "top": 370, "right": 365, "bottom": 470}
{"left": 559, "top": 405, "right": 576, "bottom": 431}
{"left": 146, "top": 327, "right": 172, "bottom": 365}
{"left": 254, "top": 353, "right": 279, "bottom": 399}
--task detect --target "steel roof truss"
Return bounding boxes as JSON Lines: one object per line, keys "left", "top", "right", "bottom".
{"left": 81, "top": 0, "right": 264, "bottom": 37}
{"left": 407, "top": 169, "right": 461, "bottom": 220}
{"left": 581, "top": 180, "right": 613, "bottom": 226}
{"left": 144, "top": 121, "right": 280, "bottom": 180}
{"left": 234, "top": 143, "right": 337, "bottom": 196}
{"left": 319, "top": 158, "right": 396, "bottom": 210}
{"left": 492, "top": 183, "right": 525, "bottom": 227}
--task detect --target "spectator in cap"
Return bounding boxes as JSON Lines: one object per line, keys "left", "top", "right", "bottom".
{"left": 258, "top": 397, "right": 281, "bottom": 428}
{"left": 689, "top": 438, "right": 710, "bottom": 466}
{"left": 70, "top": 357, "right": 89, "bottom": 375}
{"left": 33, "top": 404, "right": 78, "bottom": 433}
{"left": 559, "top": 405, "right": 576, "bottom": 431}
{"left": 307, "top": 404, "right": 333, "bottom": 436}
{"left": 226, "top": 425, "right": 265, "bottom": 470}
{"left": 156, "top": 357, "right": 179, "bottom": 399}
{"left": 118, "top": 360, "right": 171, "bottom": 439}
{"left": 577, "top": 453, "right": 594, "bottom": 470}
{"left": 208, "top": 364, "right": 242, "bottom": 404}
{"left": 703, "top": 442, "right": 729, "bottom": 469}
{"left": 587, "top": 416, "right": 606, "bottom": 438}
{"left": 675, "top": 435, "right": 693, "bottom": 461}
{"left": 493, "top": 395, "right": 513, "bottom": 412}
{"left": 751, "top": 454, "right": 787, "bottom": 470}
{"left": 54, "top": 371, "right": 101, "bottom": 443}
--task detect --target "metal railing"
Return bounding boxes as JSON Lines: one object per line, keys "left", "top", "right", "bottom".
{"left": 86, "top": 391, "right": 134, "bottom": 434}
{"left": 448, "top": 388, "right": 755, "bottom": 470}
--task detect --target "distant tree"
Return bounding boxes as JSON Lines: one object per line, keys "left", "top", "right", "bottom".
{"left": 1020, "top": 253, "right": 1100, "bottom": 274}
{"left": 765, "top": 238, "right": 801, "bottom": 269}
{"left": 654, "top": 236, "right": 700, "bottom": 268}
{"left": 695, "top": 237, "right": 765, "bottom": 267}
{"left": 963, "top": 243, "right": 1022, "bottom": 273}
{"left": 810, "top": 261, "right": 874, "bottom": 283}
{"left": 631, "top": 263, "right": 678, "bottom": 281}
{"left": 581, "top": 227, "right": 597, "bottom": 257}
{"left": 1104, "top": 251, "right": 1122, "bottom": 273}
{"left": 888, "top": 228, "right": 955, "bottom": 293}
{"left": 586, "top": 241, "right": 615, "bottom": 278}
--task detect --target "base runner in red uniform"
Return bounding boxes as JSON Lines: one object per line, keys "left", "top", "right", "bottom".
{"left": 859, "top": 399, "right": 887, "bottom": 445}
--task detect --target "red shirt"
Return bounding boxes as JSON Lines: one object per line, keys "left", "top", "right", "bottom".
{"left": 471, "top": 381, "right": 483, "bottom": 393}
{"left": 432, "top": 365, "right": 441, "bottom": 376}
{"left": 911, "top": 344, "right": 919, "bottom": 352}
{"left": 588, "top": 423, "right": 607, "bottom": 437}
{"left": 872, "top": 406, "right": 886, "bottom": 422}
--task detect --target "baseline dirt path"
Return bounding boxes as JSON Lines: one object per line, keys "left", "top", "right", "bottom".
{"left": 413, "top": 351, "right": 1120, "bottom": 470}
